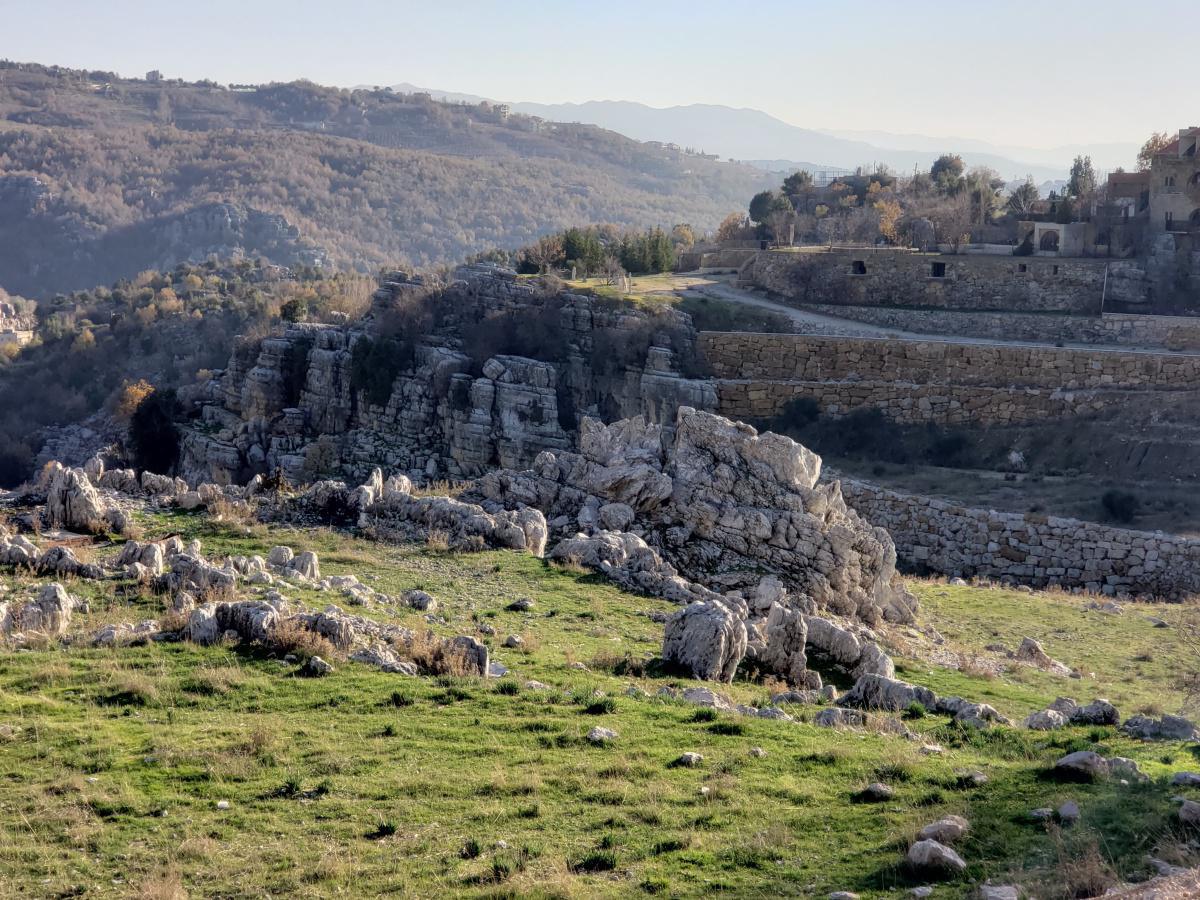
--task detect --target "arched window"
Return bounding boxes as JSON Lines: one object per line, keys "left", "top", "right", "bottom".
{"left": 1039, "top": 231, "right": 1060, "bottom": 252}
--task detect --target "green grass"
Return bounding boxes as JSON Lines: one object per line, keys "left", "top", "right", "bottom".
{"left": 0, "top": 515, "right": 1198, "bottom": 897}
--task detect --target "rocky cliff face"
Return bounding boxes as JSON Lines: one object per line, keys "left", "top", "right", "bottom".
{"left": 179, "top": 269, "right": 716, "bottom": 485}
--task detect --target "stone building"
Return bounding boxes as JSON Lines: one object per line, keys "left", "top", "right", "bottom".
{"left": 1149, "top": 126, "right": 1200, "bottom": 236}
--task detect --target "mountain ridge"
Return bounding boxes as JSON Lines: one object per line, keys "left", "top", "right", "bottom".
{"left": 386, "top": 83, "right": 1133, "bottom": 181}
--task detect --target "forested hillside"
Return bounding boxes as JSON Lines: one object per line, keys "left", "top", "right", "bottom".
{"left": 0, "top": 62, "right": 773, "bottom": 296}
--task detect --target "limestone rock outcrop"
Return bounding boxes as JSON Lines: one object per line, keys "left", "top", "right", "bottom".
{"left": 177, "top": 271, "right": 716, "bottom": 487}
{"left": 662, "top": 600, "right": 748, "bottom": 683}
{"left": 474, "top": 408, "right": 914, "bottom": 626}
{"left": 0, "top": 583, "right": 78, "bottom": 638}
{"left": 44, "top": 463, "right": 122, "bottom": 534}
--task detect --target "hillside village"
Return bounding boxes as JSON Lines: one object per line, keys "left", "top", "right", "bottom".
{"left": 2, "top": 35, "right": 1200, "bottom": 900}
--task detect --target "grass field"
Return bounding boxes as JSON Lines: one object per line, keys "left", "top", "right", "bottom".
{"left": 1, "top": 513, "right": 1199, "bottom": 898}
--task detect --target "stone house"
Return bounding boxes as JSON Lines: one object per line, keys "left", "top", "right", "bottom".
{"left": 1148, "top": 127, "right": 1200, "bottom": 236}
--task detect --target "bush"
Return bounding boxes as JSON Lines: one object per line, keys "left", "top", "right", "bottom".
{"left": 350, "top": 335, "right": 410, "bottom": 407}
{"left": 129, "top": 388, "right": 180, "bottom": 474}
{"left": 773, "top": 396, "right": 820, "bottom": 432}
{"left": 925, "top": 429, "right": 972, "bottom": 468}
{"left": 1101, "top": 489, "right": 1139, "bottom": 523}
{"left": 460, "top": 301, "right": 570, "bottom": 372}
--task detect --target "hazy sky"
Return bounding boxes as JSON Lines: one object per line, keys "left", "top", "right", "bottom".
{"left": 1, "top": 0, "right": 1188, "bottom": 149}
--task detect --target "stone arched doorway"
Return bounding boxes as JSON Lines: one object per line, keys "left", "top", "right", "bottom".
{"left": 1039, "top": 230, "right": 1060, "bottom": 252}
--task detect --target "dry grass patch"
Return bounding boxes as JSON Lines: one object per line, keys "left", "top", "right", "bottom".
{"left": 550, "top": 555, "right": 589, "bottom": 576}
{"left": 399, "top": 630, "right": 482, "bottom": 677}
{"left": 267, "top": 619, "right": 339, "bottom": 661}
{"left": 138, "top": 865, "right": 189, "bottom": 900}
{"left": 424, "top": 529, "right": 451, "bottom": 553}
{"left": 180, "top": 664, "right": 245, "bottom": 696}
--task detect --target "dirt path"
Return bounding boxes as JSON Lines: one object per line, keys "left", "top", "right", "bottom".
{"left": 676, "top": 272, "right": 1200, "bottom": 357}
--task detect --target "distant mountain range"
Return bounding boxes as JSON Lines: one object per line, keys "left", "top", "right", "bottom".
{"left": 384, "top": 83, "right": 1140, "bottom": 183}
{"left": 0, "top": 64, "right": 777, "bottom": 297}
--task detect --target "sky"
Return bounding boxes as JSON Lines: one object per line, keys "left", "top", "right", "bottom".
{"left": 0, "top": 0, "right": 1189, "bottom": 150}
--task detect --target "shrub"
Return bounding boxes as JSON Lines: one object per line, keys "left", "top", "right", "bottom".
{"left": 570, "top": 850, "right": 617, "bottom": 874}
{"left": 773, "top": 396, "right": 820, "bottom": 432}
{"left": 1100, "top": 489, "right": 1139, "bottom": 523}
{"left": 350, "top": 335, "right": 410, "bottom": 407}
{"left": 903, "top": 701, "right": 927, "bottom": 720}
{"left": 129, "top": 388, "right": 180, "bottom": 474}
{"left": 268, "top": 620, "right": 338, "bottom": 662}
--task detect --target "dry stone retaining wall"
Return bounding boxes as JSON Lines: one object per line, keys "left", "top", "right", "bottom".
{"left": 699, "top": 331, "right": 1200, "bottom": 425}
{"left": 742, "top": 249, "right": 1120, "bottom": 313}
{"left": 839, "top": 478, "right": 1200, "bottom": 598}
{"left": 699, "top": 333, "right": 1200, "bottom": 388}
{"left": 796, "top": 305, "right": 1200, "bottom": 351}
{"left": 713, "top": 379, "right": 1155, "bottom": 426}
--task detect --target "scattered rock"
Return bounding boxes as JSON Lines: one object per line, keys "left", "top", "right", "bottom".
{"left": 840, "top": 674, "right": 937, "bottom": 712}
{"left": 978, "top": 887, "right": 1019, "bottom": 900}
{"left": 918, "top": 815, "right": 969, "bottom": 843}
{"left": 1179, "top": 799, "right": 1200, "bottom": 826}
{"left": 299, "top": 655, "right": 334, "bottom": 677}
{"left": 1014, "top": 637, "right": 1070, "bottom": 675}
{"left": 750, "top": 746, "right": 767, "bottom": 758}
{"left": 586, "top": 726, "right": 617, "bottom": 744}
{"left": 1070, "top": 698, "right": 1119, "bottom": 726}
{"left": 1123, "top": 714, "right": 1197, "bottom": 741}
{"left": 1023, "top": 709, "right": 1068, "bottom": 731}
{"left": 402, "top": 590, "right": 437, "bottom": 612}
{"left": 1057, "top": 800, "right": 1080, "bottom": 825}
{"left": 814, "top": 707, "right": 867, "bottom": 729}
{"left": 906, "top": 839, "right": 967, "bottom": 875}
{"left": 503, "top": 635, "right": 523, "bottom": 649}
{"left": 858, "top": 782, "right": 893, "bottom": 802}
{"left": 674, "top": 752, "right": 703, "bottom": 768}
{"left": 1053, "top": 751, "right": 1109, "bottom": 781}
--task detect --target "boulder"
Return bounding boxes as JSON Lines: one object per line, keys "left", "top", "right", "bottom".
{"left": 403, "top": 590, "right": 437, "bottom": 612}
{"left": 288, "top": 551, "right": 321, "bottom": 580}
{"left": 1123, "top": 714, "right": 1197, "bottom": 741}
{"left": 918, "top": 815, "right": 969, "bottom": 844}
{"left": 586, "top": 726, "right": 618, "bottom": 744}
{"left": 1023, "top": 708, "right": 1068, "bottom": 731}
{"left": 758, "top": 603, "right": 808, "bottom": 685}
{"left": 859, "top": 782, "right": 893, "bottom": 802}
{"left": 1180, "top": 800, "right": 1200, "bottom": 826}
{"left": 299, "top": 655, "right": 334, "bottom": 677}
{"left": 1015, "top": 637, "right": 1070, "bottom": 675}
{"left": 662, "top": 600, "right": 747, "bottom": 683}
{"left": 1, "top": 583, "right": 77, "bottom": 637}
{"left": 814, "top": 707, "right": 868, "bottom": 728}
{"left": 1070, "top": 699, "right": 1119, "bottom": 726}
{"left": 839, "top": 674, "right": 937, "bottom": 712}
{"left": 1053, "top": 751, "right": 1109, "bottom": 781}
{"left": 44, "top": 463, "right": 117, "bottom": 534}
{"left": 906, "top": 840, "right": 967, "bottom": 875}
{"left": 474, "top": 408, "right": 917, "bottom": 626}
